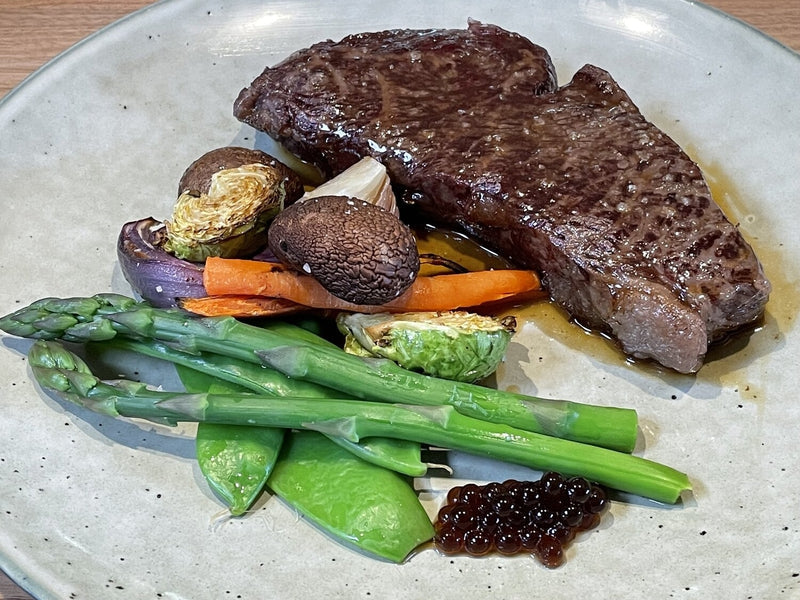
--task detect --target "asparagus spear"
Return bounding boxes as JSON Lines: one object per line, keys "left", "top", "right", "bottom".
{"left": 100, "top": 338, "right": 428, "bottom": 477}
{"left": 28, "top": 340, "right": 690, "bottom": 504}
{"left": 100, "top": 337, "right": 336, "bottom": 398}
{"left": 0, "top": 294, "right": 637, "bottom": 452}
{"left": 257, "top": 343, "right": 639, "bottom": 452}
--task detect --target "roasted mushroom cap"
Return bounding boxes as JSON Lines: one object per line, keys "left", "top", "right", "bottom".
{"left": 178, "top": 146, "right": 304, "bottom": 203}
{"left": 268, "top": 195, "right": 420, "bottom": 305}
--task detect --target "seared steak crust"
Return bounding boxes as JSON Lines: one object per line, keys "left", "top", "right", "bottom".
{"left": 234, "top": 21, "right": 771, "bottom": 373}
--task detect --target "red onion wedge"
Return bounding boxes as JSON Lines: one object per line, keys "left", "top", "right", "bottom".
{"left": 117, "top": 217, "right": 206, "bottom": 307}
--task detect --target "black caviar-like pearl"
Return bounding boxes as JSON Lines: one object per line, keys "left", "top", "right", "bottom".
{"left": 536, "top": 533, "right": 565, "bottom": 568}
{"left": 446, "top": 485, "right": 462, "bottom": 504}
{"left": 494, "top": 526, "right": 522, "bottom": 555}
{"left": 435, "top": 524, "right": 464, "bottom": 554}
{"left": 432, "top": 472, "right": 607, "bottom": 567}
{"left": 541, "top": 471, "right": 565, "bottom": 495}
{"left": 450, "top": 504, "right": 476, "bottom": 530}
{"left": 491, "top": 494, "right": 515, "bottom": 517}
{"left": 459, "top": 483, "right": 481, "bottom": 506}
{"left": 565, "top": 476, "right": 592, "bottom": 503}
{"left": 585, "top": 486, "right": 607, "bottom": 514}
{"left": 463, "top": 527, "right": 493, "bottom": 556}
{"left": 519, "top": 524, "right": 544, "bottom": 551}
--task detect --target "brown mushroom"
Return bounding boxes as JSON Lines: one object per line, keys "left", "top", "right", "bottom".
{"left": 268, "top": 195, "right": 420, "bottom": 305}
{"left": 178, "top": 146, "right": 304, "bottom": 204}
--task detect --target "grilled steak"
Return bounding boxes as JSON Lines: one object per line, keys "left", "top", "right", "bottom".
{"left": 234, "top": 21, "right": 771, "bottom": 373}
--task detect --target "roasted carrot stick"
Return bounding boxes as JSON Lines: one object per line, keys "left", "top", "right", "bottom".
{"left": 180, "top": 294, "right": 306, "bottom": 318}
{"left": 202, "top": 257, "right": 543, "bottom": 313}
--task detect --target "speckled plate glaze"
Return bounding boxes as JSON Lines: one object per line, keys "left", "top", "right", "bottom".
{"left": 1, "top": 1, "right": 799, "bottom": 598}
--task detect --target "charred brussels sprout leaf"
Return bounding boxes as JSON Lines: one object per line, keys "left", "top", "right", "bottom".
{"left": 337, "top": 311, "right": 516, "bottom": 383}
{"left": 164, "top": 164, "right": 285, "bottom": 261}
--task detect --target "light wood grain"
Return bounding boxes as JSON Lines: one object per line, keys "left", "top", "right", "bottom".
{"left": 0, "top": 1, "right": 797, "bottom": 598}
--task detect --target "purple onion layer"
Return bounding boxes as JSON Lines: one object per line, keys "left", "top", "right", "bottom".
{"left": 117, "top": 217, "right": 206, "bottom": 307}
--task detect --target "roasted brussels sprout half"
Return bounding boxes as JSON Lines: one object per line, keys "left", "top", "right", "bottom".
{"left": 164, "top": 163, "right": 285, "bottom": 262}
{"left": 337, "top": 311, "right": 516, "bottom": 382}
{"left": 177, "top": 146, "right": 304, "bottom": 203}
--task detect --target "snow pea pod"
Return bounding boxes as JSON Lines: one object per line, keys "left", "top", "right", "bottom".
{"left": 178, "top": 364, "right": 283, "bottom": 516}
{"left": 268, "top": 430, "right": 434, "bottom": 563}
{"left": 196, "top": 421, "right": 284, "bottom": 516}
{"left": 325, "top": 435, "right": 425, "bottom": 476}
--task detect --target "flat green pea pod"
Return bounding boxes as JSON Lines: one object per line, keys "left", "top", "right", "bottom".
{"left": 269, "top": 430, "right": 434, "bottom": 563}
{"left": 178, "top": 364, "right": 283, "bottom": 516}
{"left": 325, "top": 435, "right": 425, "bottom": 476}
{"left": 196, "top": 422, "right": 284, "bottom": 516}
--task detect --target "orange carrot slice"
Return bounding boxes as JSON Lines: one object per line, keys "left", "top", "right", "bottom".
{"left": 202, "top": 257, "right": 543, "bottom": 313}
{"left": 180, "top": 294, "right": 305, "bottom": 318}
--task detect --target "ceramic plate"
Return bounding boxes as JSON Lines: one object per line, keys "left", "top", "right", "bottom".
{"left": 1, "top": 1, "right": 799, "bottom": 598}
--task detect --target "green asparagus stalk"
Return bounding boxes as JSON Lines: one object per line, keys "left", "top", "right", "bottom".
{"left": 257, "top": 343, "right": 638, "bottom": 452}
{"left": 29, "top": 340, "right": 691, "bottom": 504}
{"left": 100, "top": 337, "right": 332, "bottom": 397}
{"left": 99, "top": 338, "right": 427, "bottom": 477}
{"left": 0, "top": 294, "right": 637, "bottom": 452}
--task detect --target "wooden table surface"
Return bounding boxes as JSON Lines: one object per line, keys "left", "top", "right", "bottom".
{"left": 0, "top": 0, "right": 798, "bottom": 598}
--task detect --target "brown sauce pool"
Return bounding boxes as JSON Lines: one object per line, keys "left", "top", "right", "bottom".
{"left": 413, "top": 223, "right": 514, "bottom": 275}
{"left": 693, "top": 159, "right": 797, "bottom": 399}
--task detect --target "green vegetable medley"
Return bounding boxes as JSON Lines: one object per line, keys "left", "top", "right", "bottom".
{"left": 0, "top": 294, "right": 692, "bottom": 563}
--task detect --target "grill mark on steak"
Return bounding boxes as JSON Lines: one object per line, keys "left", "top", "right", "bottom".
{"left": 234, "top": 21, "right": 771, "bottom": 373}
